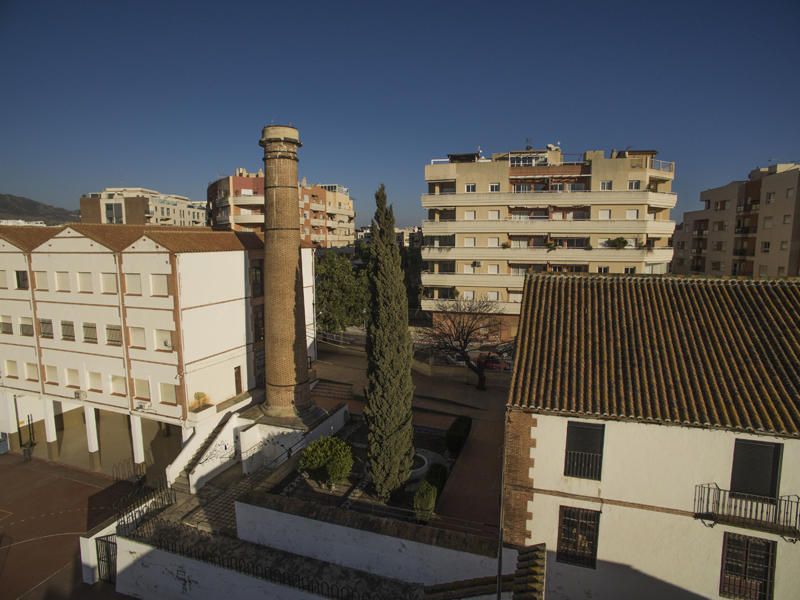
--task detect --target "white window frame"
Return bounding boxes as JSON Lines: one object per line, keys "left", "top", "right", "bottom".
{"left": 489, "top": 183, "right": 500, "bottom": 193}
{"left": 465, "top": 183, "right": 476, "bottom": 193}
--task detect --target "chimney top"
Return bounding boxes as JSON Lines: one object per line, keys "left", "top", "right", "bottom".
{"left": 260, "top": 125, "right": 301, "bottom": 148}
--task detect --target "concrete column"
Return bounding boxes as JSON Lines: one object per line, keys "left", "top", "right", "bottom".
{"left": 84, "top": 405, "right": 100, "bottom": 470}
{"left": 130, "top": 414, "right": 145, "bottom": 466}
{"left": 42, "top": 397, "right": 57, "bottom": 443}
{"left": 181, "top": 426, "right": 193, "bottom": 443}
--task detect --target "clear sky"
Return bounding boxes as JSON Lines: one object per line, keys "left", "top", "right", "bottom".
{"left": 1, "top": 0, "right": 798, "bottom": 226}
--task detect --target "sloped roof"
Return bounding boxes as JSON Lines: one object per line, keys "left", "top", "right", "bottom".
{"left": 69, "top": 223, "right": 205, "bottom": 251}
{"left": 142, "top": 230, "right": 263, "bottom": 253}
{"left": 509, "top": 274, "right": 800, "bottom": 438}
{"left": 0, "top": 225, "right": 65, "bottom": 251}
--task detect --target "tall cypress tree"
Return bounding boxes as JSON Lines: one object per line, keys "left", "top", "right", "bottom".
{"left": 364, "top": 184, "right": 415, "bottom": 501}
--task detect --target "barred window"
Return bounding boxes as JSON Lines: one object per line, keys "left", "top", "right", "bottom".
{"left": 83, "top": 323, "right": 98, "bottom": 344}
{"left": 62, "top": 320, "right": 75, "bottom": 341}
{"left": 556, "top": 506, "right": 600, "bottom": 569}
{"left": 720, "top": 533, "right": 775, "bottom": 600}
{"left": 106, "top": 325, "right": 122, "bottom": 346}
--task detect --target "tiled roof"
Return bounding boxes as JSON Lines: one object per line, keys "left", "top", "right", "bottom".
{"left": 142, "top": 230, "right": 263, "bottom": 253}
{"left": 0, "top": 225, "right": 64, "bottom": 251}
{"left": 70, "top": 223, "right": 205, "bottom": 251}
{"left": 509, "top": 274, "right": 800, "bottom": 438}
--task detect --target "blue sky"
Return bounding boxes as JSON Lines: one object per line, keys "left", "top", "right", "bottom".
{"left": 1, "top": 0, "right": 798, "bottom": 226}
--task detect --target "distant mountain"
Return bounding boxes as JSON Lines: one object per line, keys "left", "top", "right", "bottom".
{"left": 0, "top": 193, "right": 79, "bottom": 225}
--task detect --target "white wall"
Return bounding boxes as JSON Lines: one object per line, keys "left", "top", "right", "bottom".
{"left": 115, "top": 537, "right": 321, "bottom": 600}
{"left": 236, "top": 502, "right": 516, "bottom": 585}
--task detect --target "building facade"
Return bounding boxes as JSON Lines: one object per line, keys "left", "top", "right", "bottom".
{"left": 80, "top": 187, "right": 207, "bottom": 227}
{"left": 207, "top": 168, "right": 356, "bottom": 247}
{"left": 420, "top": 146, "right": 676, "bottom": 335}
{"left": 0, "top": 224, "right": 315, "bottom": 472}
{"left": 672, "top": 163, "right": 800, "bottom": 277}
{"left": 503, "top": 274, "right": 800, "bottom": 600}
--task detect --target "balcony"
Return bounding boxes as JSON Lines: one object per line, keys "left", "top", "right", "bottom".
{"left": 692, "top": 230, "right": 708, "bottom": 237}
{"left": 421, "top": 298, "right": 522, "bottom": 315}
{"left": 231, "top": 214, "right": 265, "bottom": 225}
{"left": 421, "top": 246, "right": 674, "bottom": 264}
{"left": 734, "top": 226, "right": 757, "bottom": 235}
{"left": 694, "top": 483, "right": 800, "bottom": 538}
{"left": 229, "top": 194, "right": 264, "bottom": 206}
{"left": 422, "top": 219, "right": 676, "bottom": 237}
{"left": 421, "top": 190, "right": 677, "bottom": 210}
{"left": 734, "top": 249, "right": 755, "bottom": 257}
{"left": 564, "top": 450, "right": 602, "bottom": 480}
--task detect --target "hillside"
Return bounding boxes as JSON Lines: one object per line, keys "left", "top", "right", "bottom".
{"left": 0, "top": 193, "right": 79, "bottom": 225}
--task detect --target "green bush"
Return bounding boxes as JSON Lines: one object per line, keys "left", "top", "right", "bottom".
{"left": 425, "top": 463, "right": 449, "bottom": 494}
{"left": 299, "top": 436, "right": 353, "bottom": 486}
{"left": 445, "top": 416, "right": 472, "bottom": 455}
{"left": 414, "top": 480, "right": 437, "bottom": 522}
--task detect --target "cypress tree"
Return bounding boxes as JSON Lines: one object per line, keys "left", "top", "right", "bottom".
{"left": 364, "top": 184, "right": 415, "bottom": 501}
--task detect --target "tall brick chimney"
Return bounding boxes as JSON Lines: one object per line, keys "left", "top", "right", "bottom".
{"left": 259, "top": 125, "right": 313, "bottom": 418}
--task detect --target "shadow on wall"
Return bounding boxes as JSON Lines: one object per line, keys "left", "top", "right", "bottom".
{"left": 545, "top": 551, "right": 708, "bottom": 600}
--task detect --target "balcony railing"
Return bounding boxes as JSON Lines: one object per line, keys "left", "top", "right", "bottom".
{"left": 734, "top": 226, "right": 756, "bottom": 235}
{"left": 694, "top": 483, "right": 800, "bottom": 537}
{"left": 564, "top": 450, "right": 602, "bottom": 480}
{"left": 734, "top": 249, "right": 755, "bottom": 257}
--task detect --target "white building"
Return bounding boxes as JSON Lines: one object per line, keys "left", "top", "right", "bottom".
{"left": 80, "top": 187, "right": 207, "bottom": 227}
{"left": 0, "top": 224, "right": 315, "bottom": 471}
{"left": 503, "top": 274, "right": 800, "bottom": 600}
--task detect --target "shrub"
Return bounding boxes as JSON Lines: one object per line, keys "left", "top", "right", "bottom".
{"left": 414, "top": 480, "right": 437, "bottom": 522}
{"left": 605, "top": 237, "right": 629, "bottom": 250}
{"left": 425, "top": 463, "right": 449, "bottom": 494}
{"left": 445, "top": 416, "right": 472, "bottom": 455}
{"left": 299, "top": 436, "right": 353, "bottom": 486}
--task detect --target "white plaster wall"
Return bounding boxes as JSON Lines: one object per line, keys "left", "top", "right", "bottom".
{"left": 239, "top": 423, "right": 304, "bottom": 475}
{"left": 301, "top": 247, "right": 317, "bottom": 361}
{"left": 115, "top": 537, "right": 321, "bottom": 600}
{"left": 188, "top": 415, "right": 249, "bottom": 491}
{"left": 166, "top": 411, "right": 227, "bottom": 484}
{"left": 178, "top": 251, "right": 247, "bottom": 313}
{"left": 184, "top": 348, "right": 249, "bottom": 407}
{"left": 79, "top": 521, "right": 117, "bottom": 584}
{"left": 236, "top": 502, "right": 517, "bottom": 585}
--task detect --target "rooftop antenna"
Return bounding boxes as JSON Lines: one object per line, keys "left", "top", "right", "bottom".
{"left": 525, "top": 137, "right": 533, "bottom": 151}
{"left": 477, "top": 145, "right": 484, "bottom": 158}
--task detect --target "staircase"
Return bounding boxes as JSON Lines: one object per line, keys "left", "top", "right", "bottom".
{"left": 424, "top": 574, "right": 513, "bottom": 599}
{"left": 171, "top": 413, "right": 233, "bottom": 494}
{"left": 511, "top": 543, "right": 546, "bottom": 599}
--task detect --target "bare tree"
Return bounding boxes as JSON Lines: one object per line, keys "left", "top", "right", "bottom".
{"left": 419, "top": 298, "right": 501, "bottom": 390}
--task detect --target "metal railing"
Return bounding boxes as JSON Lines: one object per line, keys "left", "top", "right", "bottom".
{"left": 563, "top": 450, "right": 602, "bottom": 480}
{"left": 694, "top": 483, "right": 800, "bottom": 537}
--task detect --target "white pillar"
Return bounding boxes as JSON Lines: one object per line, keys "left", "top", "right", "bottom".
{"left": 181, "top": 426, "right": 194, "bottom": 443}
{"left": 42, "top": 397, "right": 57, "bottom": 443}
{"left": 84, "top": 405, "right": 99, "bottom": 453}
{"left": 130, "top": 414, "right": 145, "bottom": 465}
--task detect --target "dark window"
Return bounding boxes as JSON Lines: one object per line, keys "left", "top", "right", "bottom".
{"left": 15, "top": 270, "right": 29, "bottom": 290}
{"left": 730, "top": 440, "right": 782, "bottom": 499}
{"left": 720, "top": 533, "right": 775, "bottom": 600}
{"left": 556, "top": 506, "right": 600, "bottom": 568}
{"left": 252, "top": 306, "right": 264, "bottom": 342}
{"left": 83, "top": 323, "right": 98, "bottom": 344}
{"left": 249, "top": 261, "right": 263, "bottom": 297}
{"left": 105, "top": 203, "right": 123, "bottom": 224}
{"left": 39, "top": 319, "right": 53, "bottom": 339}
{"left": 564, "top": 422, "right": 604, "bottom": 480}
{"left": 62, "top": 320, "right": 75, "bottom": 341}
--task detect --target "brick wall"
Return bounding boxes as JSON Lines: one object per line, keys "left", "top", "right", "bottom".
{"left": 503, "top": 408, "right": 536, "bottom": 548}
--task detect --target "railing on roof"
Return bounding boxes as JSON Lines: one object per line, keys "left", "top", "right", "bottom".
{"left": 694, "top": 483, "right": 800, "bottom": 538}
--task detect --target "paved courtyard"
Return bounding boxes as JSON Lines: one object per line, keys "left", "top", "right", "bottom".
{"left": 0, "top": 455, "right": 132, "bottom": 599}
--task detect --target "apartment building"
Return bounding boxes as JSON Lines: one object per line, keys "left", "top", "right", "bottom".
{"left": 80, "top": 187, "right": 207, "bottom": 227}
{"left": 503, "top": 274, "right": 800, "bottom": 600}
{"left": 420, "top": 146, "right": 676, "bottom": 336}
{"left": 207, "top": 168, "right": 356, "bottom": 247}
{"left": 672, "top": 163, "right": 800, "bottom": 277}
{"left": 0, "top": 224, "right": 315, "bottom": 472}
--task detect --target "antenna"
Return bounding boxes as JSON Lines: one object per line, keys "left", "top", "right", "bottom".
{"left": 525, "top": 137, "right": 532, "bottom": 151}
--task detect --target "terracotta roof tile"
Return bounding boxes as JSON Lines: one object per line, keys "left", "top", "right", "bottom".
{"left": 141, "top": 230, "right": 264, "bottom": 252}
{"left": 0, "top": 225, "right": 65, "bottom": 251}
{"left": 509, "top": 274, "right": 800, "bottom": 437}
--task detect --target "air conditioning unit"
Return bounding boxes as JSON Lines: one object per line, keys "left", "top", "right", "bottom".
{"left": 74, "top": 390, "right": 87, "bottom": 400}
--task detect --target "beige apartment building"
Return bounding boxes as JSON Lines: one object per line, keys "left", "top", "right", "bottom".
{"left": 672, "top": 163, "right": 800, "bottom": 277}
{"left": 421, "top": 145, "right": 676, "bottom": 334}
{"left": 207, "top": 168, "right": 355, "bottom": 247}
{"left": 80, "top": 187, "right": 207, "bottom": 227}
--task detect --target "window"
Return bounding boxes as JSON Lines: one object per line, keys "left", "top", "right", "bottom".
{"left": 765, "top": 192, "right": 775, "bottom": 204}
{"left": 783, "top": 215, "right": 791, "bottom": 225}
{"left": 465, "top": 183, "right": 476, "bottom": 193}
{"left": 715, "top": 200, "right": 728, "bottom": 211}
{"left": 133, "top": 378, "right": 151, "bottom": 400}
{"left": 598, "top": 209, "right": 611, "bottom": 220}
{"left": 155, "top": 329, "right": 172, "bottom": 351}
{"left": 89, "top": 371, "right": 102, "bottom": 391}
{"left": 83, "top": 323, "right": 98, "bottom": 344}
{"left": 625, "top": 209, "right": 639, "bottom": 220}
{"left": 624, "top": 267, "right": 637, "bottom": 275}
{"left": 712, "top": 261, "right": 722, "bottom": 271}
{"left": 713, "top": 241, "right": 726, "bottom": 251}
{"left": 111, "top": 375, "right": 126, "bottom": 395}
{"left": 15, "top": 270, "right": 29, "bottom": 290}
{"left": 780, "top": 241, "right": 788, "bottom": 251}
{"left": 19, "top": 317, "right": 33, "bottom": 337}
{"left": 509, "top": 292, "right": 522, "bottom": 303}
{"left": 513, "top": 183, "right": 531, "bottom": 193}
{"left": 758, "top": 265, "right": 768, "bottom": 278}
{"left": 253, "top": 306, "right": 264, "bottom": 342}
{"left": 33, "top": 271, "right": 48, "bottom": 291}
{"left": 778, "top": 267, "right": 786, "bottom": 277}
{"left": 0, "top": 270, "right": 5, "bottom": 288}
{"left": 65, "top": 368, "right": 79, "bottom": 388}
{"left": 597, "top": 266, "right": 610, "bottom": 274}
{"left": 487, "top": 237, "right": 499, "bottom": 248}
{"left": 557, "top": 506, "right": 600, "bottom": 568}
{"left": 462, "top": 264, "right": 474, "bottom": 274}
{"left": 78, "top": 272, "right": 93, "bottom": 293}
{"left": 55, "top": 271, "right": 70, "bottom": 292}
{"left": 761, "top": 242, "right": 770, "bottom": 254}
{"left": 106, "top": 325, "right": 122, "bottom": 346}
{"left": 628, "top": 180, "right": 641, "bottom": 191}
{"left": 104, "top": 203, "right": 123, "bottom": 223}
{"left": 129, "top": 327, "right": 146, "bottom": 348}
{"left": 463, "top": 237, "right": 475, "bottom": 248}
{"left": 160, "top": 383, "right": 177, "bottom": 405}
{"left": 39, "top": 318, "right": 53, "bottom": 339}
{"left": 61, "top": 320, "right": 75, "bottom": 341}
{"left": 730, "top": 439, "right": 782, "bottom": 499}
{"left": 551, "top": 183, "right": 564, "bottom": 191}
{"left": 600, "top": 180, "right": 612, "bottom": 191}
{"left": 719, "top": 533, "right": 775, "bottom": 600}
{"left": 787, "top": 187, "right": 795, "bottom": 200}
{"left": 488, "top": 264, "right": 499, "bottom": 274}
{"left": 488, "top": 210, "right": 500, "bottom": 220}
{"left": 249, "top": 261, "right": 263, "bottom": 297}
{"left": 564, "top": 421, "right": 604, "bottom": 480}
{"left": 485, "top": 290, "right": 499, "bottom": 301}
{"left": 100, "top": 273, "right": 117, "bottom": 294}
{"left": 125, "top": 273, "right": 142, "bottom": 295}
{"left": 1, "top": 315, "right": 12, "bottom": 335}
{"left": 713, "top": 221, "right": 726, "bottom": 232}
{"left": 26, "top": 363, "right": 39, "bottom": 381}
{"left": 151, "top": 274, "right": 168, "bottom": 296}
{"left": 461, "top": 290, "right": 474, "bottom": 300}
{"left": 464, "top": 210, "right": 476, "bottom": 221}
{"left": 490, "top": 183, "right": 500, "bottom": 192}
{"left": 4, "top": 360, "right": 18, "bottom": 378}
{"left": 762, "top": 217, "right": 773, "bottom": 230}
{"left": 45, "top": 365, "right": 58, "bottom": 384}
